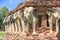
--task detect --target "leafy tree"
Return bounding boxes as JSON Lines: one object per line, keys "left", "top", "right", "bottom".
{"left": 0, "top": 6, "right": 9, "bottom": 30}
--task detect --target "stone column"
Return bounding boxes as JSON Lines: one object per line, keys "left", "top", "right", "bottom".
{"left": 56, "top": 19, "right": 59, "bottom": 34}
{"left": 11, "top": 22, "right": 14, "bottom": 32}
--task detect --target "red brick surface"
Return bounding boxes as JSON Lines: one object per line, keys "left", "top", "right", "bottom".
{"left": 3, "top": 32, "right": 58, "bottom": 40}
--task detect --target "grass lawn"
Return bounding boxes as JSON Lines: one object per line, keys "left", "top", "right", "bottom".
{"left": 0, "top": 31, "right": 6, "bottom": 38}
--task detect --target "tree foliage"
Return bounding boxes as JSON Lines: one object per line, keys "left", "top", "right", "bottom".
{"left": 0, "top": 6, "right": 9, "bottom": 30}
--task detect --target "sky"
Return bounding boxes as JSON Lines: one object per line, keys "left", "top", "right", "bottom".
{"left": 0, "top": 0, "right": 24, "bottom": 11}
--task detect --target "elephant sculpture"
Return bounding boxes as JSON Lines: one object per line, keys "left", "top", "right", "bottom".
{"left": 24, "top": 7, "right": 37, "bottom": 34}
{"left": 47, "top": 7, "right": 60, "bottom": 34}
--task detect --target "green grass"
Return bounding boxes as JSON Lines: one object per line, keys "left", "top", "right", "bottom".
{"left": 0, "top": 31, "right": 5, "bottom": 38}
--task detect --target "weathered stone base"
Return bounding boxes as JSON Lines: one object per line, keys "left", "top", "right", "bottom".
{"left": 3, "top": 32, "right": 58, "bottom": 40}
{"left": 3, "top": 33, "right": 41, "bottom": 40}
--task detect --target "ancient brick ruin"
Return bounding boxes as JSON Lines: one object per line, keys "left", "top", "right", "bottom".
{"left": 3, "top": 0, "right": 60, "bottom": 40}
